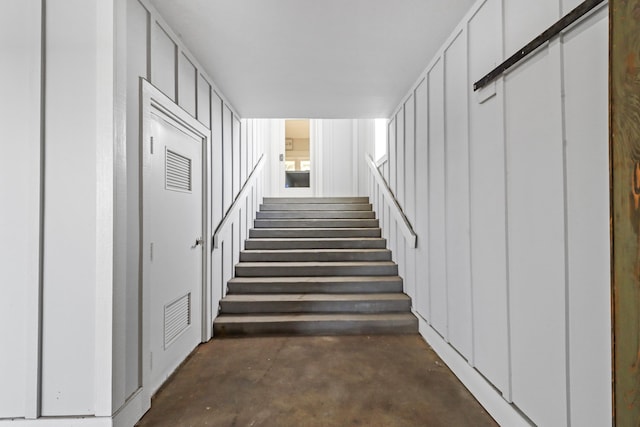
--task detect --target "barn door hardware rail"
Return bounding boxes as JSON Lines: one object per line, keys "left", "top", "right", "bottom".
{"left": 473, "top": 0, "right": 605, "bottom": 91}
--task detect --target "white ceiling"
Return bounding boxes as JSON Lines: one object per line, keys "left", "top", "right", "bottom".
{"left": 149, "top": 0, "right": 476, "bottom": 118}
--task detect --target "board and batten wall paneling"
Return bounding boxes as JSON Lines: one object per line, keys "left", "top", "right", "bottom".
{"left": 504, "top": 0, "right": 559, "bottom": 55}
{"left": 427, "top": 58, "right": 448, "bottom": 338}
{"left": 563, "top": 7, "right": 610, "bottom": 426}
{"left": 0, "top": 0, "right": 42, "bottom": 417}
{"left": 318, "top": 120, "right": 356, "bottom": 197}
{"left": 403, "top": 97, "right": 417, "bottom": 301}
{"left": 404, "top": 96, "right": 416, "bottom": 224}
{"left": 151, "top": 22, "right": 176, "bottom": 101}
{"left": 414, "top": 79, "right": 430, "bottom": 321}
{"left": 178, "top": 53, "right": 196, "bottom": 116}
{"left": 396, "top": 108, "right": 405, "bottom": 208}
{"left": 197, "top": 74, "right": 211, "bottom": 128}
{"left": 222, "top": 106, "right": 233, "bottom": 213}
{"left": 388, "top": 118, "right": 397, "bottom": 194}
{"left": 381, "top": 0, "right": 610, "bottom": 425}
{"left": 247, "top": 120, "right": 254, "bottom": 177}
{"left": 42, "top": 0, "right": 98, "bottom": 415}
{"left": 467, "top": 0, "right": 510, "bottom": 397}
{"left": 212, "top": 93, "right": 224, "bottom": 229}
{"left": 232, "top": 115, "right": 241, "bottom": 200}
{"left": 504, "top": 44, "right": 568, "bottom": 427}
{"left": 443, "top": 29, "right": 473, "bottom": 361}
{"left": 241, "top": 120, "right": 248, "bottom": 184}
{"left": 124, "top": 0, "right": 149, "bottom": 402}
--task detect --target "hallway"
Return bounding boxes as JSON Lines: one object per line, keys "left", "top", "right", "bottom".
{"left": 136, "top": 335, "right": 496, "bottom": 426}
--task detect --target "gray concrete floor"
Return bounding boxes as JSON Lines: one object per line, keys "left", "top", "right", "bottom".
{"left": 136, "top": 335, "right": 497, "bottom": 427}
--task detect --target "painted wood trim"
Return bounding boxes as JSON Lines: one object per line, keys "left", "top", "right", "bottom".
{"left": 611, "top": 0, "right": 640, "bottom": 424}
{"left": 22, "top": 0, "right": 45, "bottom": 418}
{"left": 140, "top": 79, "right": 212, "bottom": 402}
{"left": 415, "top": 314, "right": 532, "bottom": 427}
{"left": 213, "top": 154, "right": 265, "bottom": 248}
{"left": 366, "top": 155, "right": 417, "bottom": 248}
{"left": 137, "top": 0, "right": 242, "bottom": 118}
{"left": 94, "top": 0, "right": 117, "bottom": 416}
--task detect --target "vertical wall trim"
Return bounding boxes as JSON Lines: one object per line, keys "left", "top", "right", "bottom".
{"left": 173, "top": 43, "right": 178, "bottom": 102}
{"left": 25, "top": 0, "right": 46, "bottom": 418}
{"left": 499, "top": 0, "right": 514, "bottom": 403}
{"left": 145, "top": 6, "right": 151, "bottom": 81}
{"left": 462, "top": 24, "right": 476, "bottom": 367}
{"left": 94, "top": 0, "right": 116, "bottom": 415}
{"left": 352, "top": 120, "right": 359, "bottom": 195}
{"left": 426, "top": 71, "right": 432, "bottom": 326}
{"left": 442, "top": 52, "right": 450, "bottom": 339}
{"left": 557, "top": 31, "right": 573, "bottom": 427}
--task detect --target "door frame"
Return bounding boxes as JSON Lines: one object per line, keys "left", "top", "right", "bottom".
{"left": 274, "top": 118, "right": 320, "bottom": 197}
{"left": 139, "top": 79, "right": 211, "bottom": 401}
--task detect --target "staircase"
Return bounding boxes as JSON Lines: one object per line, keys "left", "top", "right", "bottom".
{"left": 213, "top": 197, "right": 418, "bottom": 336}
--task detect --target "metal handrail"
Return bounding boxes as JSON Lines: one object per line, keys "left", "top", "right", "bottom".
{"left": 366, "top": 155, "right": 417, "bottom": 248}
{"left": 213, "top": 154, "right": 264, "bottom": 248}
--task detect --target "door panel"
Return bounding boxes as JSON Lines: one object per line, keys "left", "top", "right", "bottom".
{"left": 148, "top": 113, "right": 203, "bottom": 394}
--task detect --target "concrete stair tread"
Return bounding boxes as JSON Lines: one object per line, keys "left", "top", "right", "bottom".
{"left": 241, "top": 249, "right": 390, "bottom": 254}
{"left": 246, "top": 238, "right": 385, "bottom": 242}
{"left": 254, "top": 219, "right": 379, "bottom": 228}
{"left": 214, "top": 313, "right": 417, "bottom": 323}
{"left": 218, "top": 197, "right": 414, "bottom": 336}
{"left": 236, "top": 261, "right": 396, "bottom": 267}
{"left": 249, "top": 228, "right": 382, "bottom": 238}
{"left": 222, "top": 293, "right": 410, "bottom": 302}
{"left": 226, "top": 276, "right": 404, "bottom": 294}
{"left": 244, "top": 238, "right": 387, "bottom": 250}
{"left": 251, "top": 227, "right": 380, "bottom": 231}
{"left": 260, "top": 204, "right": 372, "bottom": 211}
{"left": 213, "top": 313, "right": 419, "bottom": 336}
{"left": 228, "top": 276, "right": 402, "bottom": 284}
{"left": 256, "top": 211, "right": 376, "bottom": 219}
{"left": 263, "top": 197, "right": 369, "bottom": 204}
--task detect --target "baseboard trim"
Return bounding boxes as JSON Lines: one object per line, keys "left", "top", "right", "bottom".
{"left": 0, "top": 417, "right": 111, "bottom": 426}
{"left": 112, "top": 389, "right": 149, "bottom": 427}
{"left": 0, "top": 388, "right": 150, "bottom": 427}
{"left": 415, "top": 312, "right": 532, "bottom": 427}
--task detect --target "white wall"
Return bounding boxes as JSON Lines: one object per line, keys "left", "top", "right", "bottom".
{"left": 375, "top": 1, "right": 611, "bottom": 425}
{"left": 0, "top": 0, "right": 42, "bottom": 418}
{"left": 265, "top": 119, "right": 372, "bottom": 197}
{"left": 1, "top": 0, "right": 118, "bottom": 419}
{"left": 121, "top": 0, "right": 265, "bottom": 419}
{"left": 0, "top": 0, "right": 265, "bottom": 423}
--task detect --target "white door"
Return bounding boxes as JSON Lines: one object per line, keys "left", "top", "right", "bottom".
{"left": 147, "top": 112, "right": 203, "bottom": 394}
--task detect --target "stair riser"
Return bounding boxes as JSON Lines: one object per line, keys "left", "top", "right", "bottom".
{"left": 213, "top": 319, "right": 418, "bottom": 337}
{"left": 263, "top": 197, "right": 369, "bottom": 204}
{"left": 220, "top": 300, "right": 411, "bottom": 314}
{"left": 249, "top": 229, "right": 381, "bottom": 238}
{"left": 254, "top": 219, "right": 379, "bottom": 228}
{"left": 244, "top": 239, "right": 387, "bottom": 250}
{"left": 256, "top": 211, "right": 376, "bottom": 219}
{"left": 260, "top": 204, "right": 372, "bottom": 211}
{"left": 227, "top": 281, "right": 403, "bottom": 294}
{"left": 235, "top": 264, "right": 398, "bottom": 277}
{"left": 239, "top": 251, "right": 392, "bottom": 262}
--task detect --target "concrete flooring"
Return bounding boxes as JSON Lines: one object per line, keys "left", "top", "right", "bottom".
{"left": 136, "top": 335, "right": 497, "bottom": 427}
